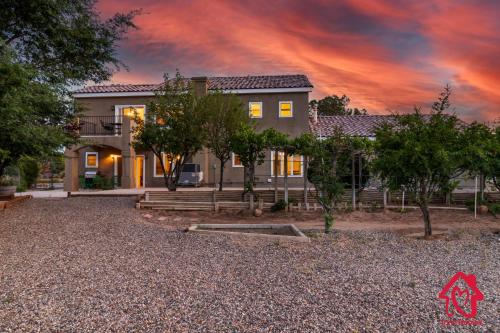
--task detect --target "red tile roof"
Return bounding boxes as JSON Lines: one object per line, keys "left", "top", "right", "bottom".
{"left": 310, "top": 115, "right": 395, "bottom": 137}
{"left": 73, "top": 75, "right": 313, "bottom": 94}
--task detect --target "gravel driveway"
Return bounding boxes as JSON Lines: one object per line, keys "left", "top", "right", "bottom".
{"left": 0, "top": 198, "right": 498, "bottom": 332}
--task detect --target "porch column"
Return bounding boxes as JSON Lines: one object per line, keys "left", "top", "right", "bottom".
{"left": 121, "top": 149, "right": 135, "bottom": 189}
{"left": 64, "top": 148, "right": 80, "bottom": 192}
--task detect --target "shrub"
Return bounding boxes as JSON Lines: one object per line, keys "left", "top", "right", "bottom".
{"left": 18, "top": 156, "right": 40, "bottom": 189}
{"left": 271, "top": 199, "right": 287, "bottom": 212}
{"left": 0, "top": 175, "right": 16, "bottom": 186}
{"left": 488, "top": 203, "right": 500, "bottom": 217}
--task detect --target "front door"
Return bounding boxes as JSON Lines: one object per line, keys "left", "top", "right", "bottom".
{"left": 135, "top": 156, "right": 145, "bottom": 188}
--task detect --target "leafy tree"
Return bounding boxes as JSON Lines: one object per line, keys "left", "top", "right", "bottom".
{"left": 298, "top": 129, "right": 353, "bottom": 233}
{"left": 460, "top": 122, "right": 499, "bottom": 195}
{"left": 200, "top": 91, "right": 248, "bottom": 191}
{"left": 131, "top": 72, "right": 207, "bottom": 191}
{"left": 230, "top": 125, "right": 268, "bottom": 193}
{"left": 490, "top": 127, "right": 500, "bottom": 191}
{"left": 309, "top": 95, "right": 367, "bottom": 116}
{"left": 0, "top": 1, "right": 137, "bottom": 177}
{"left": 1, "top": 0, "right": 139, "bottom": 85}
{"left": 0, "top": 48, "right": 71, "bottom": 179}
{"left": 372, "top": 87, "right": 463, "bottom": 237}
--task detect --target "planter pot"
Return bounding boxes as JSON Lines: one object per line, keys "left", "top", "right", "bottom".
{"left": 0, "top": 186, "right": 16, "bottom": 197}
{"left": 478, "top": 205, "right": 489, "bottom": 214}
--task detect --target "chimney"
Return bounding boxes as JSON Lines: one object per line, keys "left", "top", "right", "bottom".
{"left": 311, "top": 103, "right": 318, "bottom": 124}
{"left": 191, "top": 76, "right": 208, "bottom": 97}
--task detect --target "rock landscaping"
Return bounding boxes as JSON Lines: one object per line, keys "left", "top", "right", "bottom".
{"left": 0, "top": 197, "right": 498, "bottom": 332}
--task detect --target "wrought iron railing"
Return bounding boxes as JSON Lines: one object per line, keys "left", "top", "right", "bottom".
{"left": 68, "top": 115, "right": 123, "bottom": 136}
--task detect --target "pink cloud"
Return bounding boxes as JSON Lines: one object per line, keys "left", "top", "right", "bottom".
{"left": 98, "top": 0, "right": 500, "bottom": 121}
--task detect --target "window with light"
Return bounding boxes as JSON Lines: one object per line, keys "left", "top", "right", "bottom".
{"left": 271, "top": 151, "right": 302, "bottom": 176}
{"left": 279, "top": 101, "right": 293, "bottom": 117}
{"left": 249, "top": 102, "right": 262, "bottom": 118}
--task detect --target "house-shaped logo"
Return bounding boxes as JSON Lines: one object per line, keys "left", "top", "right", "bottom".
{"left": 438, "top": 272, "right": 484, "bottom": 318}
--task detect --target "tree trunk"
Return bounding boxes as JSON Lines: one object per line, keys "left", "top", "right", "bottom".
{"left": 351, "top": 153, "right": 356, "bottom": 210}
{"left": 218, "top": 159, "right": 225, "bottom": 191}
{"left": 284, "top": 149, "right": 288, "bottom": 203}
{"left": 274, "top": 150, "right": 278, "bottom": 202}
{"left": 420, "top": 203, "right": 432, "bottom": 237}
{"left": 324, "top": 210, "right": 334, "bottom": 233}
{"left": 303, "top": 156, "right": 308, "bottom": 206}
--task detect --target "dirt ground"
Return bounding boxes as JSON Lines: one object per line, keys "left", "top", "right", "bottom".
{"left": 144, "top": 207, "right": 499, "bottom": 237}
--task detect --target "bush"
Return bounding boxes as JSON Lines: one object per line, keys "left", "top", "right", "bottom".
{"left": 271, "top": 199, "right": 287, "bottom": 212}
{"left": 19, "top": 156, "right": 40, "bottom": 189}
{"left": 487, "top": 203, "right": 500, "bottom": 217}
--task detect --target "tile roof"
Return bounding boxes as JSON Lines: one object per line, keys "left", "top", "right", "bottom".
{"left": 73, "top": 74, "right": 313, "bottom": 94}
{"left": 310, "top": 115, "right": 396, "bottom": 137}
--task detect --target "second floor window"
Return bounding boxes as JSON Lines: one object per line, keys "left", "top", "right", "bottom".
{"left": 120, "top": 105, "right": 145, "bottom": 121}
{"left": 279, "top": 101, "right": 293, "bottom": 118}
{"left": 249, "top": 102, "right": 262, "bottom": 118}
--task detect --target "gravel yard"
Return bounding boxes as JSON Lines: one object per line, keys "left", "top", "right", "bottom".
{"left": 0, "top": 197, "right": 498, "bottom": 332}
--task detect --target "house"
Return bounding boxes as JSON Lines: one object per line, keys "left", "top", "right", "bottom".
{"left": 64, "top": 75, "right": 313, "bottom": 191}
{"left": 438, "top": 272, "right": 484, "bottom": 319}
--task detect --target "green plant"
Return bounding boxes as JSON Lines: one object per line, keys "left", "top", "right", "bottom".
{"left": 324, "top": 213, "right": 334, "bottom": 233}
{"left": 488, "top": 203, "right": 500, "bottom": 217}
{"left": 270, "top": 199, "right": 287, "bottom": 212}
{"left": 131, "top": 71, "right": 207, "bottom": 191}
{"left": 18, "top": 156, "right": 40, "bottom": 189}
{"left": 0, "top": 175, "right": 15, "bottom": 186}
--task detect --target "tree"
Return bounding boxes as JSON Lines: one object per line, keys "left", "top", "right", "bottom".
{"left": 460, "top": 122, "right": 499, "bottom": 196}
{"left": 490, "top": 127, "right": 500, "bottom": 191}
{"left": 200, "top": 91, "right": 248, "bottom": 191}
{"left": 297, "top": 129, "right": 353, "bottom": 233}
{"left": 230, "top": 125, "right": 268, "bottom": 193}
{"left": 1, "top": 0, "right": 139, "bottom": 85}
{"left": 0, "top": 48, "right": 71, "bottom": 179}
{"left": 0, "top": 1, "right": 137, "bottom": 178}
{"left": 372, "top": 87, "right": 463, "bottom": 237}
{"left": 131, "top": 72, "right": 207, "bottom": 191}
{"left": 309, "top": 95, "right": 367, "bottom": 116}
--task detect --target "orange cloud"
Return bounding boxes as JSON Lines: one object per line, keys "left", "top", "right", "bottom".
{"left": 98, "top": 0, "right": 500, "bottom": 121}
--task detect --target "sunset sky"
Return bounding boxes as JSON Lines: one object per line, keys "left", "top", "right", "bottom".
{"left": 98, "top": 0, "right": 500, "bottom": 121}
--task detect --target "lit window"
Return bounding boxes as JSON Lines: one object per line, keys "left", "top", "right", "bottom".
{"left": 121, "top": 106, "right": 145, "bottom": 121}
{"left": 271, "top": 151, "right": 302, "bottom": 176}
{"left": 154, "top": 153, "right": 174, "bottom": 177}
{"left": 279, "top": 101, "right": 293, "bottom": 118}
{"left": 232, "top": 153, "right": 243, "bottom": 167}
{"left": 85, "top": 152, "right": 98, "bottom": 168}
{"left": 249, "top": 102, "right": 262, "bottom": 118}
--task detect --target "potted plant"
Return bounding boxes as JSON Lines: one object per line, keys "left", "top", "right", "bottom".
{"left": 0, "top": 176, "right": 17, "bottom": 197}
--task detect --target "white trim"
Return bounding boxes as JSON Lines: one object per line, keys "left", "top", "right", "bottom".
{"left": 85, "top": 152, "right": 98, "bottom": 168}
{"left": 73, "top": 87, "right": 312, "bottom": 98}
{"left": 270, "top": 151, "right": 303, "bottom": 177}
{"left": 279, "top": 101, "right": 293, "bottom": 118}
{"left": 248, "top": 101, "right": 263, "bottom": 119}
{"left": 232, "top": 153, "right": 243, "bottom": 167}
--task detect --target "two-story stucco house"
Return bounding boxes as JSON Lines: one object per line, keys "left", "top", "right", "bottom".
{"left": 64, "top": 74, "right": 313, "bottom": 191}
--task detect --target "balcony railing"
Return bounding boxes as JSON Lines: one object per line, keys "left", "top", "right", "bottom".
{"left": 67, "top": 115, "right": 123, "bottom": 136}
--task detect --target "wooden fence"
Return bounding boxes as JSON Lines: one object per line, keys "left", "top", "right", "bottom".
{"left": 138, "top": 189, "right": 499, "bottom": 211}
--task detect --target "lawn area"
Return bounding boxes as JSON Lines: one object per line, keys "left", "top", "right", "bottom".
{"left": 0, "top": 197, "right": 498, "bottom": 332}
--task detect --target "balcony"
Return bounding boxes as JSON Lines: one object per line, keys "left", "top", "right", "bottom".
{"left": 66, "top": 115, "right": 123, "bottom": 136}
